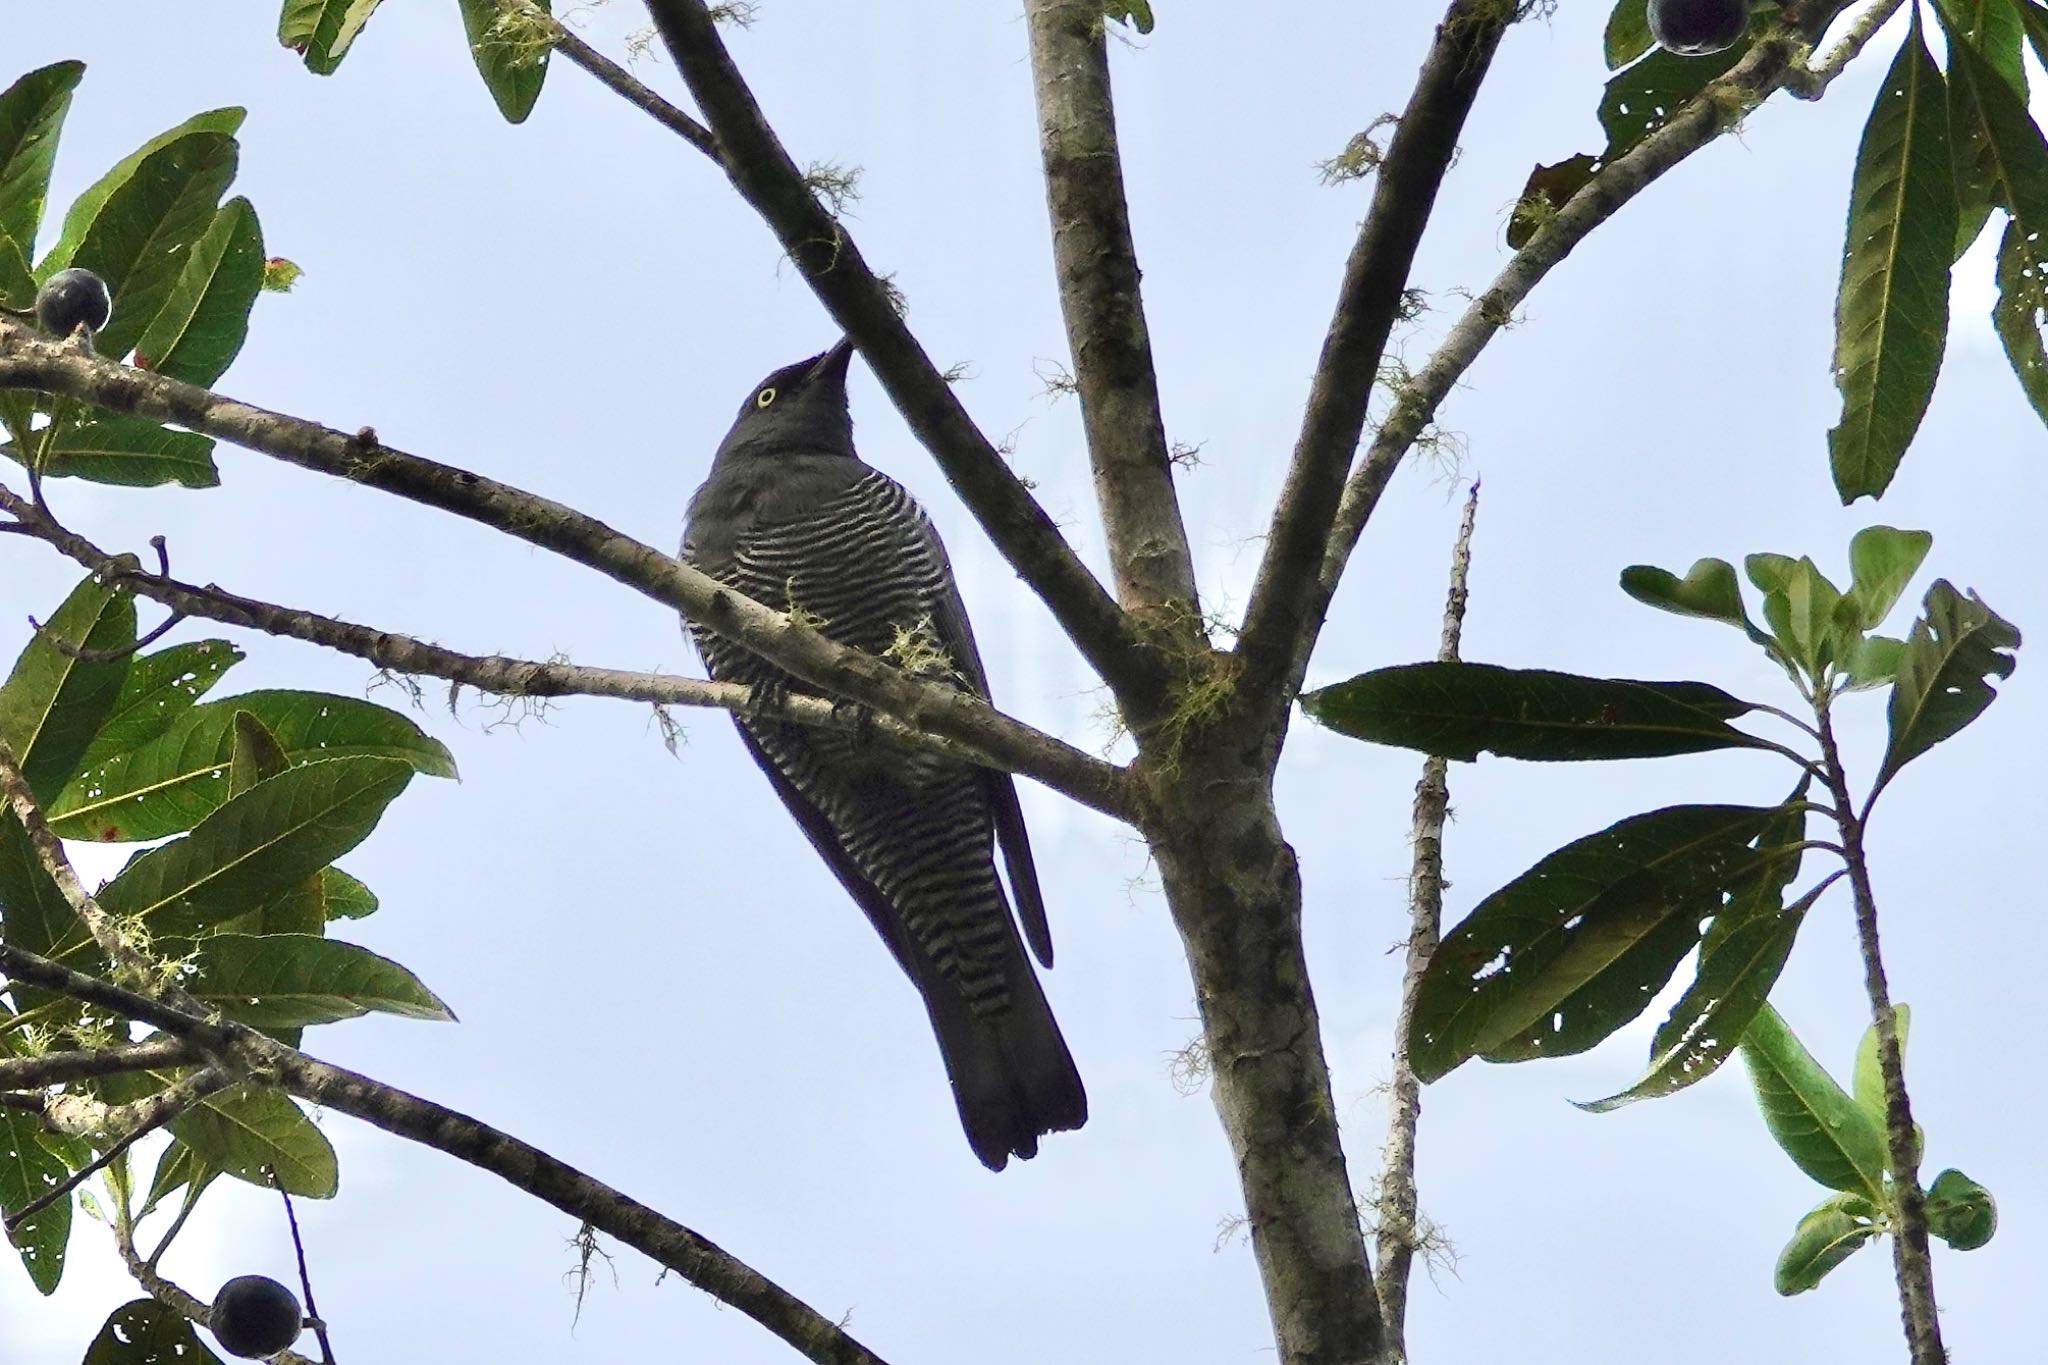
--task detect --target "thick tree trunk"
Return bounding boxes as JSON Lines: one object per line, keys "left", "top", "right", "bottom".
{"left": 1148, "top": 746, "right": 1385, "bottom": 1365}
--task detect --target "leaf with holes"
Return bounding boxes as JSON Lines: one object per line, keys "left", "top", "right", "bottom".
{"left": 1408, "top": 804, "right": 1777, "bottom": 1083}
{"left": 1742, "top": 1003, "right": 1888, "bottom": 1197}
{"left": 75, "top": 640, "right": 241, "bottom": 770}
{"left": 1829, "top": 15, "right": 1957, "bottom": 501}
{"left": 1937, "top": 0, "right": 2030, "bottom": 256}
{"left": 170, "top": 1081, "right": 337, "bottom": 1197}
{"left": 0, "top": 1109, "right": 71, "bottom": 1294}
{"left": 1877, "top": 580, "right": 2020, "bottom": 789}
{"left": 1303, "top": 663, "right": 1769, "bottom": 762}
{"left": 51, "top": 689, "right": 454, "bottom": 842}
{"left": 1775, "top": 1192, "right": 1882, "bottom": 1294}
{"left": 84, "top": 1298, "right": 226, "bottom": 1364}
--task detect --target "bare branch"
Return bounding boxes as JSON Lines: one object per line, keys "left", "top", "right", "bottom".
{"left": 543, "top": 8, "right": 721, "bottom": 157}
{"left": 1786, "top": 0, "right": 1912, "bottom": 98}
{"left": 641, "top": 0, "right": 1167, "bottom": 711}
{"left": 1232, "top": 0, "right": 1515, "bottom": 732}
{"left": 0, "top": 335, "right": 1135, "bottom": 822}
{"left": 1373, "top": 479, "right": 1478, "bottom": 1350}
{"left": 0, "top": 1037, "right": 201, "bottom": 1090}
{"left": 0, "top": 485, "right": 1131, "bottom": 820}
{"left": 1309, "top": 16, "right": 1840, "bottom": 698}
{"left": 1023, "top": 0, "right": 1199, "bottom": 659}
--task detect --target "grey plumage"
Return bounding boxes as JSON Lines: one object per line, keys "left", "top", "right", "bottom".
{"left": 681, "top": 339, "right": 1086, "bottom": 1170}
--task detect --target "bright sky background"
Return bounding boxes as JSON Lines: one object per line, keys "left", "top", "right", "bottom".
{"left": 3, "top": 4, "right": 2043, "bottom": 1362}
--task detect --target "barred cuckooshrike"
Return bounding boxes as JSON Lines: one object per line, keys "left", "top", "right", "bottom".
{"left": 681, "top": 339, "right": 1085, "bottom": 1169}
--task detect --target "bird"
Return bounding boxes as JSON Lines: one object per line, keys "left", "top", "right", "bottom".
{"left": 680, "top": 338, "right": 1086, "bottom": 1170}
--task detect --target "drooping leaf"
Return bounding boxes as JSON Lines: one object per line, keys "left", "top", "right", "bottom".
{"left": 1576, "top": 796, "right": 1810, "bottom": 1112}
{"left": 39, "top": 108, "right": 244, "bottom": 279}
{"left": 0, "top": 816, "right": 84, "bottom": 1018}
{"left": 1939, "top": 0, "right": 2033, "bottom": 255}
{"left": 83, "top": 1299, "right": 225, "bottom": 1364}
{"left": 227, "top": 709, "right": 290, "bottom": 797}
{"left": 1605, "top": 0, "right": 1653, "bottom": 67}
{"left": 140, "top": 1138, "right": 215, "bottom": 1220}
{"left": 1925, "top": 1168, "right": 1997, "bottom": 1249}
{"left": 0, "top": 62, "right": 83, "bottom": 254}
{"left": 1851, "top": 1002, "right": 1910, "bottom": 1127}
{"left": 170, "top": 1082, "right": 337, "bottom": 1197}
{"left": 1741, "top": 1003, "right": 1888, "bottom": 1198}
{"left": 1828, "top": 15, "right": 1957, "bottom": 501}
{"left": 174, "top": 933, "right": 454, "bottom": 1027}
{"left": 458, "top": 0, "right": 554, "bottom": 124}
{"left": 3, "top": 413, "right": 219, "bottom": 489}
{"left": 1408, "top": 804, "right": 1777, "bottom": 1083}
{"left": 51, "top": 690, "right": 455, "bottom": 842}
{"left": 63, "top": 131, "right": 241, "bottom": 362}
{"left": 133, "top": 196, "right": 264, "bottom": 385}
{"left": 1619, "top": 557, "right": 1763, "bottom": 639}
{"left": 1877, "top": 580, "right": 2020, "bottom": 788}
{"left": 280, "top": 0, "right": 386, "bottom": 74}
{"left": 0, "top": 1109, "right": 71, "bottom": 1293}
{"left": 0, "top": 573, "right": 135, "bottom": 799}
{"left": 1302, "top": 663, "right": 1769, "bottom": 762}
{"left": 1845, "top": 526, "right": 1934, "bottom": 628}
{"left": 1993, "top": 218, "right": 2048, "bottom": 424}
{"left": 74, "top": 640, "right": 241, "bottom": 770}
{"left": 92, "top": 756, "right": 414, "bottom": 938}
{"left": 1774, "top": 1192, "right": 1882, "bottom": 1294}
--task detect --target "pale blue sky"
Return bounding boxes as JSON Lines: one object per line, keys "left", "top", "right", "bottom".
{"left": 3, "top": 4, "right": 2042, "bottom": 1362}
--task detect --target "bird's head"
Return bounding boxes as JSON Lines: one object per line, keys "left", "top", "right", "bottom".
{"left": 712, "top": 337, "right": 858, "bottom": 464}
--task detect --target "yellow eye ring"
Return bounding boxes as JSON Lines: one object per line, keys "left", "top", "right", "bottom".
{"left": 756, "top": 387, "right": 778, "bottom": 409}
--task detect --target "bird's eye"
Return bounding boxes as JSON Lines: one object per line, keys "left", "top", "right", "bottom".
{"left": 756, "top": 387, "right": 778, "bottom": 409}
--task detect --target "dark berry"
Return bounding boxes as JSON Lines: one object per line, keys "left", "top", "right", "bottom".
{"left": 1649, "top": 0, "right": 1751, "bottom": 56}
{"left": 33, "top": 267, "right": 111, "bottom": 339}
{"left": 209, "top": 1274, "right": 303, "bottom": 1359}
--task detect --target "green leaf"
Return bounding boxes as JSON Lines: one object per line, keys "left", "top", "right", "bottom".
{"left": 1939, "top": 0, "right": 2032, "bottom": 256}
{"left": 1851, "top": 1002, "right": 1910, "bottom": 1126}
{"left": 0, "top": 816, "right": 84, "bottom": 1017}
{"left": 0, "top": 230, "right": 32, "bottom": 310}
{"left": 1841, "top": 634, "right": 1907, "bottom": 690}
{"left": 60, "top": 131, "right": 242, "bottom": 362}
{"left": 1618, "top": 557, "right": 1768, "bottom": 639}
{"left": 1758, "top": 557, "right": 1845, "bottom": 677}
{"left": 1576, "top": 797, "right": 1809, "bottom": 1112}
{"left": 133, "top": 196, "right": 264, "bottom": 385}
{"left": 39, "top": 107, "right": 244, "bottom": 277}
{"left": 263, "top": 256, "right": 303, "bottom": 292}
{"left": 175, "top": 933, "right": 454, "bottom": 1027}
{"left": 0, "top": 1110, "right": 71, "bottom": 1293}
{"left": 1408, "top": 804, "right": 1777, "bottom": 1083}
{"left": 84, "top": 1299, "right": 225, "bottom": 1364}
{"left": 280, "top": 0, "right": 386, "bottom": 74}
{"left": 1926, "top": 1168, "right": 1997, "bottom": 1249}
{"left": 458, "top": 0, "right": 554, "bottom": 124}
{"left": 1774, "top": 1193, "right": 1882, "bottom": 1294}
{"left": 1878, "top": 580, "right": 2020, "bottom": 788}
{"left": 1829, "top": 15, "right": 1957, "bottom": 502}
{"left": 1302, "top": 663, "right": 1770, "bottom": 762}
{"left": 75, "top": 640, "right": 242, "bottom": 770}
{"left": 171, "top": 1082, "right": 336, "bottom": 1197}
{"left": 0, "top": 573, "right": 135, "bottom": 799}
{"left": 1741, "top": 1003, "right": 1888, "bottom": 1198}
{"left": 1605, "top": 0, "right": 1653, "bottom": 68}
{"left": 139, "top": 1138, "right": 214, "bottom": 1220}
{"left": 227, "top": 710, "right": 291, "bottom": 797}
{"left": 1845, "top": 526, "right": 1933, "bottom": 628}
{"left": 3, "top": 413, "right": 219, "bottom": 489}
{"left": 0, "top": 62, "right": 84, "bottom": 256}
{"left": 51, "top": 689, "right": 455, "bottom": 842}
{"left": 319, "top": 866, "right": 378, "bottom": 921}
{"left": 94, "top": 756, "right": 414, "bottom": 938}
{"left": 1993, "top": 218, "right": 2048, "bottom": 424}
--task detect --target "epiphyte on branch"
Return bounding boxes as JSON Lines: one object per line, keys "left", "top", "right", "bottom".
{"left": 34, "top": 267, "right": 111, "bottom": 340}
{"left": 208, "top": 1274, "right": 304, "bottom": 1358}
{"left": 1649, "top": 0, "right": 1751, "bottom": 55}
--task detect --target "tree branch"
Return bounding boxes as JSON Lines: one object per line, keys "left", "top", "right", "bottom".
{"left": 1373, "top": 479, "right": 1477, "bottom": 1351}
{"left": 1232, "top": 0, "right": 1515, "bottom": 737}
{"left": 0, "top": 809, "right": 894, "bottom": 1365}
{"left": 111, "top": 1210, "right": 323, "bottom": 1365}
{"left": 0, "top": 484, "right": 1132, "bottom": 820}
{"left": 543, "top": 9, "right": 721, "bottom": 158}
{"left": 0, "top": 1037, "right": 200, "bottom": 1090}
{"left": 0, "top": 329, "right": 1136, "bottom": 822}
{"left": 1306, "top": 15, "right": 1836, "bottom": 704}
{"left": 641, "top": 0, "right": 1168, "bottom": 712}
{"left": 1023, "top": 0, "right": 1199, "bottom": 667}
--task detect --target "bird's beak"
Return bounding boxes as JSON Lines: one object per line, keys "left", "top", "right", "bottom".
{"left": 806, "top": 335, "right": 858, "bottom": 389}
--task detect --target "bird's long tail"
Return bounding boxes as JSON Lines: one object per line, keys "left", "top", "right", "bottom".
{"left": 920, "top": 946, "right": 1087, "bottom": 1171}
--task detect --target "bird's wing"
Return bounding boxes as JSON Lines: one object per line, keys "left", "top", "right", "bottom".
{"left": 912, "top": 516, "right": 1055, "bottom": 969}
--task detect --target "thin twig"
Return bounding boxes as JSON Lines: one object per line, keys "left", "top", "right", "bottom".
{"left": 3, "top": 1067, "right": 232, "bottom": 1235}
{"left": 545, "top": 11, "right": 721, "bottom": 157}
{"left": 1814, "top": 703, "right": 1943, "bottom": 1364}
{"left": 1374, "top": 479, "right": 1478, "bottom": 1350}
{"left": 274, "top": 1175, "right": 337, "bottom": 1365}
